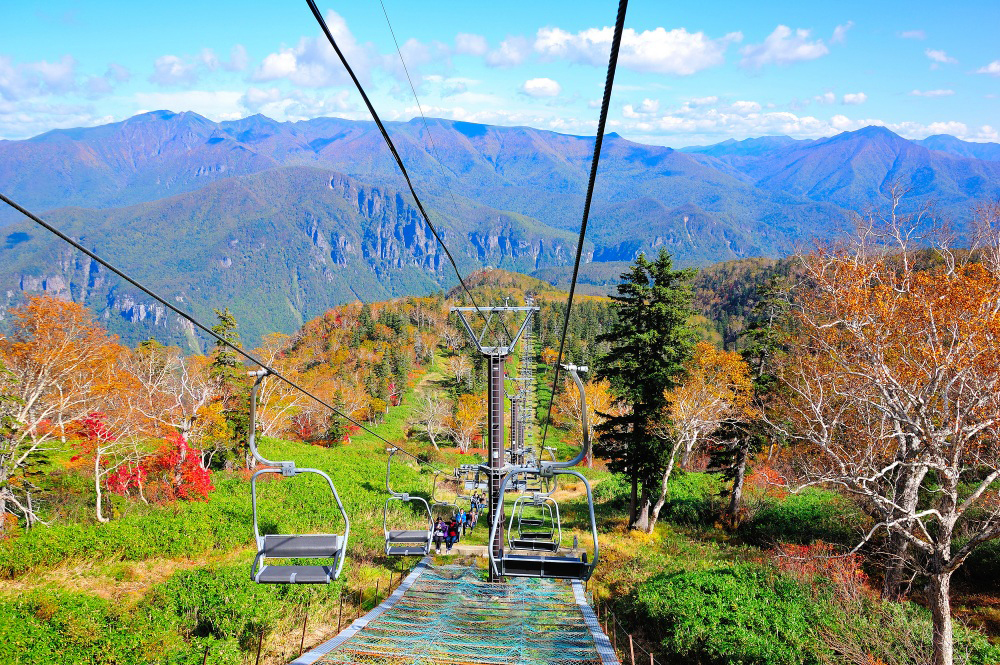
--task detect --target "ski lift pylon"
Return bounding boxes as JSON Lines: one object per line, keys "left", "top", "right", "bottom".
{"left": 487, "top": 364, "right": 599, "bottom": 581}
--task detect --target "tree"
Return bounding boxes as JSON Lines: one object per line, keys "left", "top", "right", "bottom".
{"left": 415, "top": 393, "right": 450, "bottom": 450}
{"left": 649, "top": 342, "right": 752, "bottom": 524}
{"left": 251, "top": 334, "right": 307, "bottom": 438}
{"left": 447, "top": 355, "right": 473, "bottom": 391}
{"left": 450, "top": 392, "right": 486, "bottom": 452}
{"left": 0, "top": 360, "right": 31, "bottom": 535}
{"left": 710, "top": 273, "right": 789, "bottom": 525}
{"left": 125, "top": 340, "right": 213, "bottom": 440}
{"left": 773, "top": 207, "right": 1000, "bottom": 665}
{"left": 0, "top": 297, "right": 127, "bottom": 527}
{"left": 553, "top": 377, "right": 618, "bottom": 467}
{"left": 208, "top": 308, "right": 250, "bottom": 468}
{"left": 595, "top": 249, "right": 696, "bottom": 532}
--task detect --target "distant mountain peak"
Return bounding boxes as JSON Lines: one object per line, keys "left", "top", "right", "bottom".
{"left": 845, "top": 125, "right": 901, "bottom": 140}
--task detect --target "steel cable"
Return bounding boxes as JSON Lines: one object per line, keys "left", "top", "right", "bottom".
{"left": 0, "top": 192, "right": 446, "bottom": 474}
{"left": 538, "top": 0, "right": 629, "bottom": 454}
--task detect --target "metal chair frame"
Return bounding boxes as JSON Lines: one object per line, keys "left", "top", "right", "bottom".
{"left": 249, "top": 370, "right": 350, "bottom": 584}
{"left": 487, "top": 365, "right": 599, "bottom": 581}
{"left": 383, "top": 447, "right": 433, "bottom": 556}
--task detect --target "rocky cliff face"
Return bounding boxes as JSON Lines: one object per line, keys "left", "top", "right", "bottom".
{"left": 0, "top": 166, "right": 584, "bottom": 348}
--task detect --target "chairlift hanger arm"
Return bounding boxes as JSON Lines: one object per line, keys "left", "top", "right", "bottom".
{"left": 543, "top": 364, "right": 590, "bottom": 470}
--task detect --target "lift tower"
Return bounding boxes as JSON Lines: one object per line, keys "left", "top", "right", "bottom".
{"left": 451, "top": 305, "right": 538, "bottom": 581}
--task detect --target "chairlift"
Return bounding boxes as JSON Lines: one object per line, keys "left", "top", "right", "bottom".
{"left": 248, "top": 370, "right": 350, "bottom": 584}
{"left": 508, "top": 493, "right": 560, "bottom": 552}
{"left": 383, "top": 448, "right": 433, "bottom": 557}
{"left": 456, "top": 463, "right": 488, "bottom": 491}
{"left": 487, "top": 365, "right": 599, "bottom": 581}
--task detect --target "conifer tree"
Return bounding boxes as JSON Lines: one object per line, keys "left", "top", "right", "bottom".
{"left": 208, "top": 308, "right": 250, "bottom": 468}
{"left": 595, "top": 249, "right": 696, "bottom": 531}
{"left": 710, "top": 273, "right": 788, "bottom": 525}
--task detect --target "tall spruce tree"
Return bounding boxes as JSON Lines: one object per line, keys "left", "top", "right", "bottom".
{"left": 595, "top": 249, "right": 696, "bottom": 532}
{"left": 209, "top": 308, "right": 251, "bottom": 469}
{"left": 710, "top": 273, "right": 788, "bottom": 525}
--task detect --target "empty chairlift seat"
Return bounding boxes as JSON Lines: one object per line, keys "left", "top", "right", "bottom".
{"left": 247, "top": 370, "right": 350, "bottom": 585}
{"left": 384, "top": 448, "right": 433, "bottom": 557}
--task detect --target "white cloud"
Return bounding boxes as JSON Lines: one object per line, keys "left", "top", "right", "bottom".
{"left": 239, "top": 86, "right": 354, "bottom": 121}
{"left": 455, "top": 33, "right": 488, "bottom": 56}
{"left": 688, "top": 96, "right": 719, "bottom": 106}
{"left": 976, "top": 60, "right": 1000, "bottom": 76}
{"left": 899, "top": 30, "right": 926, "bottom": 40}
{"left": 229, "top": 45, "right": 249, "bottom": 72}
{"left": 381, "top": 38, "right": 443, "bottom": 84}
{"left": 485, "top": 37, "right": 532, "bottom": 67}
{"left": 842, "top": 92, "right": 867, "bottom": 105}
{"left": 149, "top": 55, "right": 199, "bottom": 86}
{"left": 31, "top": 55, "right": 77, "bottom": 93}
{"left": 134, "top": 90, "right": 244, "bottom": 119}
{"left": 623, "top": 98, "right": 662, "bottom": 118}
{"left": 0, "top": 55, "right": 79, "bottom": 101}
{"left": 910, "top": 89, "right": 954, "bottom": 97}
{"left": 521, "top": 77, "right": 561, "bottom": 97}
{"left": 84, "top": 76, "right": 113, "bottom": 97}
{"left": 730, "top": 100, "right": 761, "bottom": 114}
{"left": 814, "top": 91, "right": 836, "bottom": 104}
{"left": 741, "top": 25, "right": 830, "bottom": 68}
{"left": 0, "top": 99, "right": 111, "bottom": 139}
{"left": 253, "top": 10, "right": 373, "bottom": 86}
{"left": 199, "top": 48, "right": 221, "bottom": 71}
{"left": 831, "top": 21, "right": 853, "bottom": 45}
{"left": 925, "top": 48, "right": 957, "bottom": 64}
{"left": 535, "top": 26, "right": 741, "bottom": 75}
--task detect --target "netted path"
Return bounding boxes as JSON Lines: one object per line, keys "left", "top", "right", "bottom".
{"left": 291, "top": 560, "right": 617, "bottom": 665}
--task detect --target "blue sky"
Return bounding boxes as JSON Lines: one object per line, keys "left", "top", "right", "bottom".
{"left": 2, "top": 0, "right": 998, "bottom": 146}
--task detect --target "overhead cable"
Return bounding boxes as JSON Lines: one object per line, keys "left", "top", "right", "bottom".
{"left": 305, "top": 0, "right": 514, "bottom": 345}
{"left": 539, "top": 0, "right": 629, "bottom": 453}
{"left": 0, "top": 192, "right": 446, "bottom": 474}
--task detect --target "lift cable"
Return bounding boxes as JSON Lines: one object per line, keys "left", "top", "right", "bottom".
{"left": 376, "top": 0, "right": 510, "bottom": 349}
{"left": 0, "top": 192, "right": 448, "bottom": 476}
{"left": 306, "top": 0, "right": 514, "bottom": 347}
{"left": 538, "top": 0, "right": 629, "bottom": 454}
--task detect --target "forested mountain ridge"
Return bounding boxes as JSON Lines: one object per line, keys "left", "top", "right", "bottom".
{"left": 0, "top": 166, "right": 584, "bottom": 348}
{"left": 3, "top": 111, "right": 1000, "bottom": 349}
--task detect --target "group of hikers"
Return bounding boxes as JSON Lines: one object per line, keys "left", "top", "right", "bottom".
{"left": 432, "top": 492, "right": 487, "bottom": 554}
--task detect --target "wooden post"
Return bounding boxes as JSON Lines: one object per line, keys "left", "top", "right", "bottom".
{"left": 358, "top": 588, "right": 362, "bottom": 616}
{"left": 629, "top": 634, "right": 635, "bottom": 665}
{"left": 611, "top": 615, "right": 616, "bottom": 652}
{"left": 299, "top": 600, "right": 310, "bottom": 656}
{"left": 375, "top": 579, "right": 380, "bottom": 605}
{"left": 338, "top": 593, "right": 344, "bottom": 632}
{"left": 254, "top": 630, "right": 264, "bottom": 665}
{"left": 201, "top": 645, "right": 209, "bottom": 665}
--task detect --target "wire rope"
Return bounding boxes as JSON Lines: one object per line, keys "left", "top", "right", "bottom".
{"left": 0, "top": 192, "right": 447, "bottom": 475}
{"left": 376, "top": 0, "right": 512, "bottom": 348}
{"left": 538, "top": 0, "right": 629, "bottom": 455}
{"left": 305, "top": 0, "right": 516, "bottom": 347}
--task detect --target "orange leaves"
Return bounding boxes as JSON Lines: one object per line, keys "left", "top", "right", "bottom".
{"left": 450, "top": 392, "right": 486, "bottom": 453}
{"left": 657, "top": 341, "right": 753, "bottom": 454}
{"left": 0, "top": 296, "right": 132, "bottom": 443}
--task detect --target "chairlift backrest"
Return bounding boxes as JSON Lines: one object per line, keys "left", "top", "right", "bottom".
{"left": 383, "top": 447, "right": 432, "bottom": 557}
{"left": 248, "top": 371, "right": 350, "bottom": 584}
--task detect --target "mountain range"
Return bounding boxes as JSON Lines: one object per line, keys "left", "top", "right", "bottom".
{"left": 1, "top": 110, "right": 999, "bottom": 347}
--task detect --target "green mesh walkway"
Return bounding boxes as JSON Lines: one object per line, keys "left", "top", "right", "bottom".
{"left": 313, "top": 563, "right": 608, "bottom": 665}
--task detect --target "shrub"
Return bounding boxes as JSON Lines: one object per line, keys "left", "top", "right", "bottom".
{"left": 633, "top": 564, "right": 827, "bottom": 665}
{"left": 738, "top": 488, "right": 861, "bottom": 547}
